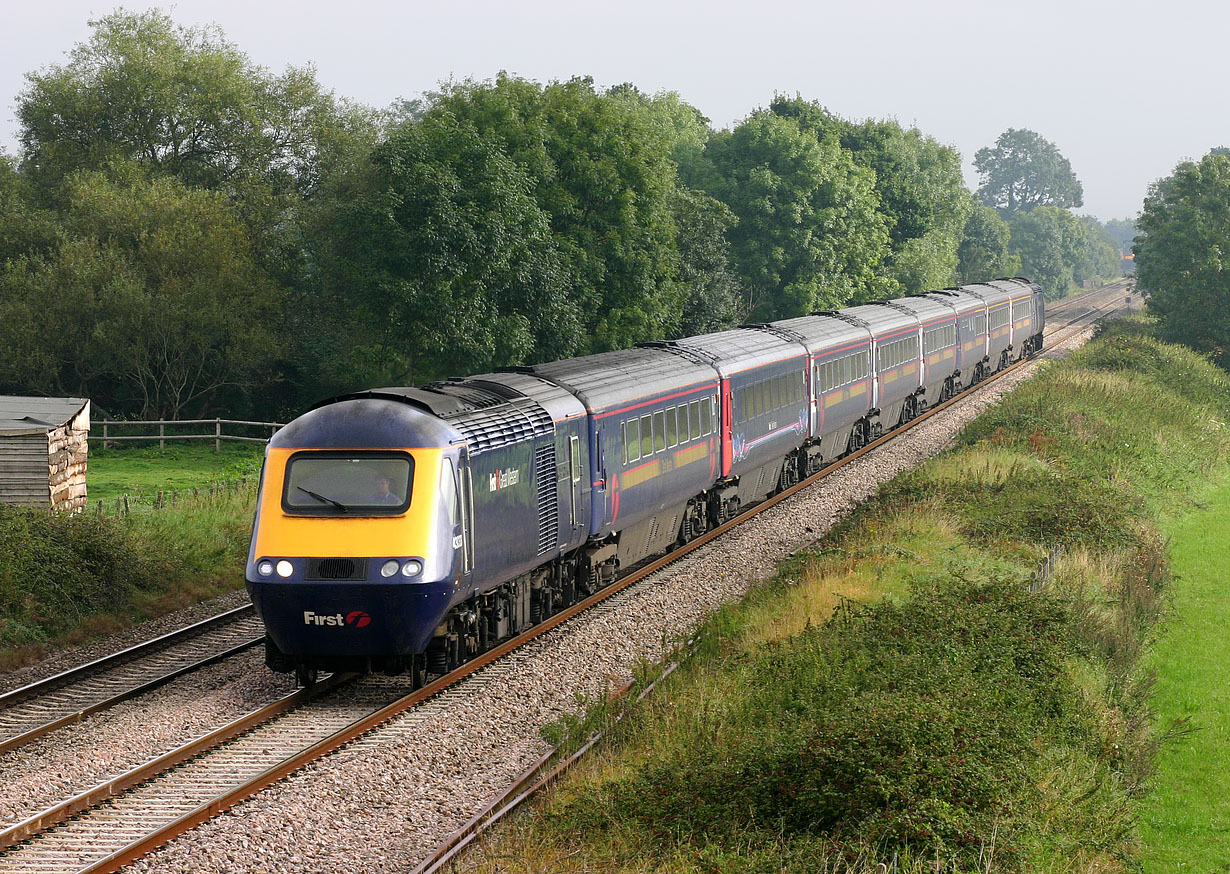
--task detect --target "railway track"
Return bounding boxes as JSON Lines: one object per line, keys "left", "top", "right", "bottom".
{"left": 0, "top": 606, "right": 263, "bottom": 756}
{"left": 0, "top": 286, "right": 1132, "bottom": 874}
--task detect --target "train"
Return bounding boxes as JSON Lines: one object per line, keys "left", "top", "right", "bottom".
{"left": 245, "top": 279, "right": 1045, "bottom": 686}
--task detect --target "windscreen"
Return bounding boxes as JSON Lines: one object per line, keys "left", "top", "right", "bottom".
{"left": 282, "top": 452, "right": 413, "bottom": 514}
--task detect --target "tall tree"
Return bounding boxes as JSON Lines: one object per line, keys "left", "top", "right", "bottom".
{"left": 1134, "top": 153, "right": 1230, "bottom": 364}
{"left": 956, "top": 202, "right": 1021, "bottom": 284}
{"left": 1103, "top": 218, "right": 1137, "bottom": 252}
{"left": 770, "top": 96, "right": 971, "bottom": 296}
{"left": 0, "top": 169, "right": 283, "bottom": 417}
{"left": 425, "top": 76, "right": 698, "bottom": 352}
{"left": 18, "top": 10, "right": 360, "bottom": 200}
{"left": 17, "top": 9, "right": 376, "bottom": 287}
{"left": 1007, "top": 206, "right": 1086, "bottom": 298}
{"left": 700, "top": 111, "right": 888, "bottom": 320}
{"left": 975, "top": 129, "right": 1083, "bottom": 215}
{"left": 311, "top": 111, "right": 580, "bottom": 387}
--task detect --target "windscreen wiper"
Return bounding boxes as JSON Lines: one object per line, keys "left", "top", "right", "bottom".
{"left": 297, "top": 486, "right": 349, "bottom": 512}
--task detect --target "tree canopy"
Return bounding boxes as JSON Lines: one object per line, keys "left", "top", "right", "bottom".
{"left": 699, "top": 111, "right": 888, "bottom": 320}
{"left": 975, "top": 129, "right": 1084, "bottom": 215}
{"left": 769, "top": 96, "right": 970, "bottom": 297}
{"left": 1134, "top": 153, "right": 1230, "bottom": 364}
{"left": 956, "top": 202, "right": 1021, "bottom": 285}
{"left": 0, "top": 169, "right": 283, "bottom": 417}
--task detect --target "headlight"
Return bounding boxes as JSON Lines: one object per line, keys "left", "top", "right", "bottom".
{"left": 401, "top": 559, "right": 423, "bottom": 577}
{"left": 257, "top": 560, "right": 274, "bottom": 576}
{"left": 380, "top": 559, "right": 400, "bottom": 578}
{"left": 275, "top": 560, "right": 294, "bottom": 578}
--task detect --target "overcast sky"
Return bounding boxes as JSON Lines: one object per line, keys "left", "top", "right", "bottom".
{"left": 1, "top": 0, "right": 1224, "bottom": 221}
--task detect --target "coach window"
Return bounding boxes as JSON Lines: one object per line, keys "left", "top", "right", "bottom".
{"left": 701, "top": 398, "right": 712, "bottom": 434}
{"left": 664, "top": 407, "right": 677, "bottom": 447}
{"left": 640, "top": 414, "right": 653, "bottom": 458}
{"left": 624, "top": 419, "right": 640, "bottom": 463}
{"left": 653, "top": 411, "right": 666, "bottom": 453}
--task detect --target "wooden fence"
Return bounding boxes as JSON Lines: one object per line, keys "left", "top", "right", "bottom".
{"left": 89, "top": 418, "right": 284, "bottom": 452}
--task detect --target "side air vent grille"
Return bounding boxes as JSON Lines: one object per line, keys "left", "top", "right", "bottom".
{"left": 535, "top": 443, "right": 559, "bottom": 555}
{"left": 305, "top": 558, "right": 369, "bottom": 581}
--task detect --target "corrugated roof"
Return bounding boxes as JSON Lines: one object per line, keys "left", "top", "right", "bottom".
{"left": 0, "top": 396, "right": 89, "bottom": 435}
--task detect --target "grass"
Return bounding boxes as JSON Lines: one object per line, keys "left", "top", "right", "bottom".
{"left": 466, "top": 316, "right": 1230, "bottom": 874}
{"left": 1138, "top": 480, "right": 1230, "bottom": 871}
{"left": 87, "top": 441, "right": 265, "bottom": 508}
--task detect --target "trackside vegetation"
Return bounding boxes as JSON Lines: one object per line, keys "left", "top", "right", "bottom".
{"left": 468, "top": 318, "right": 1230, "bottom": 873}
{"left": 0, "top": 482, "right": 254, "bottom": 669}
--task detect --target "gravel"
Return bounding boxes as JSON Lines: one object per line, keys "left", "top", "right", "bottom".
{"left": 0, "top": 648, "right": 294, "bottom": 832}
{"left": 118, "top": 323, "right": 1099, "bottom": 874}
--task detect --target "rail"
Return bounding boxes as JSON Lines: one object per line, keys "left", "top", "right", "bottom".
{"left": 90, "top": 418, "right": 285, "bottom": 451}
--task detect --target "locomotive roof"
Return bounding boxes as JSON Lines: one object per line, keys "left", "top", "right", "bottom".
{"left": 759, "top": 313, "right": 871, "bottom": 354}
{"left": 525, "top": 346, "right": 716, "bottom": 415}
{"left": 657, "top": 327, "right": 806, "bottom": 377}
{"left": 273, "top": 397, "right": 461, "bottom": 450}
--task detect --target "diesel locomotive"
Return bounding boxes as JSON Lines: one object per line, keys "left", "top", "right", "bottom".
{"left": 246, "top": 279, "right": 1044, "bottom": 686}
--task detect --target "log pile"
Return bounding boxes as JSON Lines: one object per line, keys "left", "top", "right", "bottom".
{"left": 48, "top": 420, "right": 89, "bottom": 513}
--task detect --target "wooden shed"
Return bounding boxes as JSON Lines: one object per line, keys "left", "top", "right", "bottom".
{"left": 0, "top": 396, "right": 90, "bottom": 513}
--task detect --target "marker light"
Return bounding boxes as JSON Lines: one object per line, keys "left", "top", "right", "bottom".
{"left": 401, "top": 559, "right": 423, "bottom": 577}
{"left": 257, "top": 560, "right": 274, "bottom": 576}
{"left": 275, "top": 560, "right": 294, "bottom": 578}
{"left": 380, "top": 559, "right": 400, "bottom": 578}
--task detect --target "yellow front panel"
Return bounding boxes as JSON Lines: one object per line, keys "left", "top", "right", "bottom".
{"left": 253, "top": 448, "right": 442, "bottom": 558}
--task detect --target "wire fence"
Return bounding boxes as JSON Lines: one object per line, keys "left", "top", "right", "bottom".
{"left": 89, "top": 418, "right": 284, "bottom": 452}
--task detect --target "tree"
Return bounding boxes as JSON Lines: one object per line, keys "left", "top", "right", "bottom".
{"left": 0, "top": 154, "right": 61, "bottom": 265}
{"left": 1103, "top": 218, "right": 1137, "bottom": 252}
{"left": 975, "top": 129, "right": 1083, "bottom": 215}
{"left": 1075, "top": 216, "right": 1122, "bottom": 281}
{"left": 311, "top": 111, "right": 580, "bottom": 387}
{"left": 17, "top": 9, "right": 377, "bottom": 290}
{"left": 700, "top": 111, "right": 888, "bottom": 320}
{"left": 1007, "top": 206, "right": 1086, "bottom": 298}
{"left": 424, "top": 76, "right": 698, "bottom": 352}
{"left": 671, "top": 187, "right": 740, "bottom": 335}
{"left": 0, "top": 169, "right": 283, "bottom": 417}
{"left": 770, "top": 96, "right": 971, "bottom": 297}
{"left": 1134, "top": 153, "right": 1230, "bottom": 364}
{"left": 18, "top": 11, "right": 361, "bottom": 200}
{"left": 956, "top": 202, "right": 1021, "bottom": 284}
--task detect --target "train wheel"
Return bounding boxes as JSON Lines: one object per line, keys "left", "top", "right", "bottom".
{"left": 295, "top": 664, "right": 318, "bottom": 688}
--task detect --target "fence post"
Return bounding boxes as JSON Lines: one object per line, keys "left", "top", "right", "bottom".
{"left": 159, "top": 422, "right": 165, "bottom": 450}
{"left": 103, "top": 422, "right": 109, "bottom": 449}
{"left": 215, "top": 419, "right": 221, "bottom": 453}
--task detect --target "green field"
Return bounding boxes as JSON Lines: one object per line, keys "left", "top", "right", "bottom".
{"left": 87, "top": 442, "right": 265, "bottom": 507}
{"left": 1139, "top": 480, "right": 1230, "bottom": 871}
